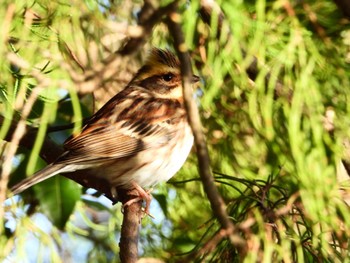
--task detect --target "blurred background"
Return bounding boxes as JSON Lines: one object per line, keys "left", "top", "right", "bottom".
{"left": 1, "top": 0, "right": 350, "bottom": 262}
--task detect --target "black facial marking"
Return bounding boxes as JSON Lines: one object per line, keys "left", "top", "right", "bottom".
{"left": 139, "top": 74, "right": 180, "bottom": 93}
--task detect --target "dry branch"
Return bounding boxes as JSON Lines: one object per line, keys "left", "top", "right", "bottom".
{"left": 165, "top": 4, "right": 247, "bottom": 254}
{"left": 118, "top": 189, "right": 143, "bottom": 263}
{"left": 333, "top": 0, "right": 350, "bottom": 18}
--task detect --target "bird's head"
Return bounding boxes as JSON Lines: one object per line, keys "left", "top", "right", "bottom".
{"left": 130, "top": 48, "right": 199, "bottom": 100}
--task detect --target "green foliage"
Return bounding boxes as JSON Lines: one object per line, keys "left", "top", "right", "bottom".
{"left": 33, "top": 176, "right": 81, "bottom": 229}
{"left": 1, "top": 0, "right": 350, "bottom": 262}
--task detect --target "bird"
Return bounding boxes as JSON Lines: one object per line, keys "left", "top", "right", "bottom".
{"left": 10, "top": 48, "right": 199, "bottom": 214}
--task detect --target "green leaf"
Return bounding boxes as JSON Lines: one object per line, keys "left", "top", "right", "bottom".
{"left": 33, "top": 176, "right": 81, "bottom": 229}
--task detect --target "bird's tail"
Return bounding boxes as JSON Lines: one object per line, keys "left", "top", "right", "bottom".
{"left": 10, "top": 163, "right": 66, "bottom": 195}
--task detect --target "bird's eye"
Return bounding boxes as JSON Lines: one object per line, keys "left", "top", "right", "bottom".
{"left": 162, "top": 73, "right": 174, "bottom": 82}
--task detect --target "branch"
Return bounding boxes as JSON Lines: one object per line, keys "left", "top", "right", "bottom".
{"left": 117, "top": 0, "right": 179, "bottom": 56}
{"left": 333, "top": 0, "right": 350, "bottom": 18}
{"left": 165, "top": 6, "right": 247, "bottom": 253}
{"left": 118, "top": 189, "right": 143, "bottom": 263}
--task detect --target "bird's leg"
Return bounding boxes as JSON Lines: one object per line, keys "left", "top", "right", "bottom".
{"left": 123, "top": 182, "right": 153, "bottom": 217}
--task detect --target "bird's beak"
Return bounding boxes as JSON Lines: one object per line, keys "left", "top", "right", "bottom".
{"left": 192, "top": 75, "right": 200, "bottom": 84}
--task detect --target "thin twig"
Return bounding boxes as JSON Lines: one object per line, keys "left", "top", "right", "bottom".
{"left": 117, "top": 0, "right": 179, "bottom": 56}
{"left": 0, "top": 87, "right": 43, "bottom": 217}
{"left": 0, "top": 6, "right": 16, "bottom": 217}
{"left": 193, "top": 228, "right": 233, "bottom": 260}
{"left": 165, "top": 6, "right": 247, "bottom": 252}
{"left": 63, "top": 1, "right": 179, "bottom": 96}
{"left": 1, "top": 48, "right": 53, "bottom": 222}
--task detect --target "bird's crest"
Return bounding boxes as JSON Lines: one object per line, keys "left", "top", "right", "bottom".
{"left": 145, "top": 48, "right": 180, "bottom": 69}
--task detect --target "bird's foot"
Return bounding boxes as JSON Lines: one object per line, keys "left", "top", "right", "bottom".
{"left": 122, "top": 182, "right": 154, "bottom": 218}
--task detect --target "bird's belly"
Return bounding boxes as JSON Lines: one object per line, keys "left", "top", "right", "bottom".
{"left": 135, "top": 126, "right": 194, "bottom": 187}
{"left": 95, "top": 125, "right": 194, "bottom": 189}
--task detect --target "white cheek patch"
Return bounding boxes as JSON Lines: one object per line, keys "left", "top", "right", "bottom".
{"left": 155, "top": 87, "right": 183, "bottom": 99}
{"left": 168, "top": 87, "right": 183, "bottom": 99}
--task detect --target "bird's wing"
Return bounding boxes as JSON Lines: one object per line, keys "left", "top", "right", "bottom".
{"left": 59, "top": 95, "right": 184, "bottom": 165}
{"left": 61, "top": 124, "right": 144, "bottom": 163}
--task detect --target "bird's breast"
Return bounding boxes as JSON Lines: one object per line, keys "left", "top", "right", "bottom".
{"left": 97, "top": 121, "right": 194, "bottom": 189}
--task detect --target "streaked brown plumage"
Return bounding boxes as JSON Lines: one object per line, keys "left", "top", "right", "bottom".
{"left": 11, "top": 48, "right": 199, "bottom": 213}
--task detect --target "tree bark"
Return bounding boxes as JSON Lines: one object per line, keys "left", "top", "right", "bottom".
{"left": 118, "top": 188, "right": 143, "bottom": 263}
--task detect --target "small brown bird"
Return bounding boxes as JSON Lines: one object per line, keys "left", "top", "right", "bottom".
{"left": 11, "top": 48, "right": 199, "bottom": 213}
